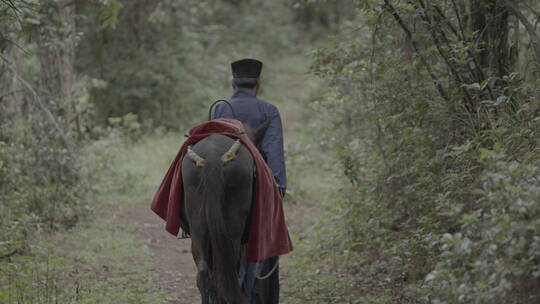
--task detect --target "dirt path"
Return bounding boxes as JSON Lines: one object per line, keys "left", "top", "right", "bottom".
{"left": 107, "top": 202, "right": 201, "bottom": 303}
{"left": 94, "top": 62, "right": 317, "bottom": 303}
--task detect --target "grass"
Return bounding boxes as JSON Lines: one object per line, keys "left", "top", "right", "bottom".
{"left": 0, "top": 211, "right": 169, "bottom": 304}
{"left": 263, "top": 53, "right": 362, "bottom": 303}
{"left": 0, "top": 132, "right": 187, "bottom": 304}
{"left": 82, "top": 131, "right": 186, "bottom": 205}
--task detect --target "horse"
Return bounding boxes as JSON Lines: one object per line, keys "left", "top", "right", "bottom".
{"left": 181, "top": 121, "right": 270, "bottom": 304}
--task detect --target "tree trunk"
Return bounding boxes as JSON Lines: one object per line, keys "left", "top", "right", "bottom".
{"left": 470, "top": 0, "right": 511, "bottom": 78}
{"left": 37, "top": 1, "right": 76, "bottom": 129}
{"left": 0, "top": 20, "right": 23, "bottom": 116}
{"left": 469, "top": 0, "right": 512, "bottom": 124}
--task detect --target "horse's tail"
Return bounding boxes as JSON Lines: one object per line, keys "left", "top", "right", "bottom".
{"left": 201, "top": 155, "right": 245, "bottom": 303}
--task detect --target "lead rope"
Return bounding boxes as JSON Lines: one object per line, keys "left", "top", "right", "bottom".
{"left": 208, "top": 99, "right": 236, "bottom": 120}
{"left": 255, "top": 257, "right": 279, "bottom": 280}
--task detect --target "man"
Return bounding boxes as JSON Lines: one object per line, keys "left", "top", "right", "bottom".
{"left": 211, "top": 58, "right": 286, "bottom": 303}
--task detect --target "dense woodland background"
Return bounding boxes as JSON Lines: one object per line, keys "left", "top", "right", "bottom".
{"left": 2, "top": 0, "right": 540, "bottom": 303}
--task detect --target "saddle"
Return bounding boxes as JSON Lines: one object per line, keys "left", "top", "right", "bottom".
{"left": 151, "top": 118, "right": 293, "bottom": 262}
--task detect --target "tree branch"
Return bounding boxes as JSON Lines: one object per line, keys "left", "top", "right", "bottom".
{"left": 383, "top": 0, "right": 450, "bottom": 102}
{"left": 414, "top": 0, "right": 475, "bottom": 110}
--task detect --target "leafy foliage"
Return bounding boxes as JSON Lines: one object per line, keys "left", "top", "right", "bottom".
{"left": 306, "top": 0, "right": 540, "bottom": 302}
{"left": 75, "top": 0, "right": 333, "bottom": 129}
{"left": 0, "top": 116, "right": 90, "bottom": 257}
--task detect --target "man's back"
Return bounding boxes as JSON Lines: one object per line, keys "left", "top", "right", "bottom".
{"left": 212, "top": 88, "right": 286, "bottom": 192}
{"left": 214, "top": 89, "right": 273, "bottom": 128}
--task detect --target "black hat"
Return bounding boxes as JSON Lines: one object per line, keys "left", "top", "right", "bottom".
{"left": 231, "top": 58, "right": 263, "bottom": 79}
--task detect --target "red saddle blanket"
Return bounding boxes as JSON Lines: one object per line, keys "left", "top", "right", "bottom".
{"left": 150, "top": 118, "right": 293, "bottom": 262}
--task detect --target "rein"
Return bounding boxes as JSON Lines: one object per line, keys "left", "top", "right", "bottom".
{"left": 208, "top": 99, "right": 236, "bottom": 120}
{"left": 256, "top": 257, "right": 279, "bottom": 280}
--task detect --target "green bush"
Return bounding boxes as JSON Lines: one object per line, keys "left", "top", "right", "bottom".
{"left": 303, "top": 1, "right": 540, "bottom": 302}
{"left": 423, "top": 147, "right": 540, "bottom": 303}
{"left": 0, "top": 115, "right": 91, "bottom": 257}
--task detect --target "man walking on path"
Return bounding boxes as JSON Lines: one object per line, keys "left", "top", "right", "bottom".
{"left": 211, "top": 58, "right": 286, "bottom": 303}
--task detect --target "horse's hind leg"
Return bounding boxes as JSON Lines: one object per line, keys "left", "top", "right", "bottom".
{"left": 184, "top": 188, "right": 215, "bottom": 303}
{"left": 191, "top": 229, "right": 215, "bottom": 304}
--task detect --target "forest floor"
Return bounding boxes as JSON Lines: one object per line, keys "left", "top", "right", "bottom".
{"left": 103, "top": 202, "right": 200, "bottom": 303}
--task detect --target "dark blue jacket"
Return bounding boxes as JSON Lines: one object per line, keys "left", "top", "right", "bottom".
{"left": 211, "top": 88, "right": 287, "bottom": 192}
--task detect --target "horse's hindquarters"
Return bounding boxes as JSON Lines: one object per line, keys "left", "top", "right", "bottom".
{"left": 182, "top": 134, "right": 254, "bottom": 304}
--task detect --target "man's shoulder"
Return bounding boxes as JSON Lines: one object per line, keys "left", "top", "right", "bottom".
{"left": 254, "top": 97, "right": 279, "bottom": 113}
{"left": 230, "top": 93, "right": 280, "bottom": 116}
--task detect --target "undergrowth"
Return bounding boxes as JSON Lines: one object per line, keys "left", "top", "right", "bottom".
{"left": 0, "top": 209, "right": 168, "bottom": 303}
{"left": 0, "top": 127, "right": 182, "bottom": 303}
